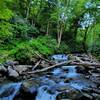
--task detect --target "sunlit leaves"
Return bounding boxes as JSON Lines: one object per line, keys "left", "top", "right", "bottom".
{"left": 0, "top": 9, "right": 13, "bottom": 20}
{"left": 0, "top": 21, "right": 13, "bottom": 41}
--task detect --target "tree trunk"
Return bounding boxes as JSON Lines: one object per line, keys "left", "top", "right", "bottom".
{"left": 57, "top": 21, "right": 60, "bottom": 46}
{"left": 26, "top": 0, "right": 31, "bottom": 20}
{"left": 58, "top": 26, "right": 63, "bottom": 47}
{"left": 46, "top": 22, "right": 49, "bottom": 35}
{"left": 83, "top": 27, "right": 88, "bottom": 53}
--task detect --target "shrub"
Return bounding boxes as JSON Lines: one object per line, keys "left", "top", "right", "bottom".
{"left": 9, "top": 36, "right": 57, "bottom": 63}
{"left": 0, "top": 21, "right": 13, "bottom": 43}
{"left": 29, "top": 36, "right": 58, "bottom": 55}
{"left": 10, "top": 42, "right": 33, "bottom": 64}
{"left": 4, "top": 36, "right": 70, "bottom": 64}
{"left": 13, "top": 22, "right": 39, "bottom": 39}
{"left": 0, "top": 50, "right": 13, "bottom": 63}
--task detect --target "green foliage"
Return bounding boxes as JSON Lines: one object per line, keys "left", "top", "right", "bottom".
{"left": 0, "top": 0, "right": 13, "bottom": 43}
{"left": 76, "top": 23, "right": 100, "bottom": 54}
{"left": 0, "top": 50, "right": 13, "bottom": 63}
{"left": 8, "top": 36, "right": 69, "bottom": 63}
{"left": 29, "top": 36, "right": 57, "bottom": 55}
{"left": 13, "top": 21, "right": 39, "bottom": 39}
{"left": 0, "top": 21, "right": 13, "bottom": 43}
{"left": 0, "top": 0, "right": 13, "bottom": 20}
{"left": 74, "top": 0, "right": 87, "bottom": 16}
{"left": 11, "top": 42, "right": 33, "bottom": 63}
{"left": 9, "top": 36, "right": 56, "bottom": 63}
{"left": 0, "top": 0, "right": 100, "bottom": 63}
{"left": 0, "top": 8, "right": 13, "bottom": 20}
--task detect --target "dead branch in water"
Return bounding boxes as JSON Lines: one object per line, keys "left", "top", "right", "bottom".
{"left": 24, "top": 60, "right": 74, "bottom": 74}
{"left": 32, "top": 60, "right": 41, "bottom": 70}
{"left": 22, "top": 53, "right": 100, "bottom": 75}
{"left": 23, "top": 60, "right": 100, "bottom": 75}
{"left": 70, "top": 62, "right": 100, "bottom": 67}
{"left": 34, "top": 52, "right": 55, "bottom": 64}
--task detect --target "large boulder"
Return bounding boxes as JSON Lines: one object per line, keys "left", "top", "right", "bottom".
{"left": 0, "top": 64, "right": 7, "bottom": 71}
{"left": 4, "top": 61, "right": 19, "bottom": 67}
{"left": 8, "top": 66, "right": 19, "bottom": 78}
{"left": 56, "top": 86, "right": 82, "bottom": 100}
{"left": 14, "top": 65, "right": 32, "bottom": 74}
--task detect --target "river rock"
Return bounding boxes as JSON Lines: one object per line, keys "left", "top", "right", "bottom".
{"left": 75, "top": 66, "right": 86, "bottom": 74}
{"left": 91, "top": 73, "right": 100, "bottom": 77}
{"left": 56, "top": 87, "right": 82, "bottom": 100}
{"left": 0, "top": 64, "right": 7, "bottom": 71}
{"left": 92, "top": 93, "right": 100, "bottom": 99}
{"left": 40, "top": 61, "right": 49, "bottom": 68}
{"left": 14, "top": 65, "right": 32, "bottom": 74}
{"left": 22, "top": 78, "right": 41, "bottom": 91}
{"left": 56, "top": 85, "right": 73, "bottom": 92}
{"left": 0, "top": 64, "right": 8, "bottom": 78}
{"left": 4, "top": 61, "right": 19, "bottom": 67}
{"left": 8, "top": 66, "right": 19, "bottom": 78}
{"left": 14, "top": 84, "right": 37, "bottom": 100}
{"left": 89, "top": 76, "right": 100, "bottom": 86}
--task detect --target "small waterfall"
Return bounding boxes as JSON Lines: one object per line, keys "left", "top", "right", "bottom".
{"left": 52, "top": 68, "right": 63, "bottom": 76}
{"left": 36, "top": 86, "right": 58, "bottom": 100}
{"left": 51, "top": 54, "right": 68, "bottom": 63}
{"left": 62, "top": 66, "right": 78, "bottom": 78}
{"left": 67, "top": 66, "right": 77, "bottom": 78}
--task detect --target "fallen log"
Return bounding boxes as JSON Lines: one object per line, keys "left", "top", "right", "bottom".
{"left": 34, "top": 52, "right": 55, "bottom": 64}
{"left": 92, "top": 88, "right": 100, "bottom": 94}
{"left": 70, "top": 62, "right": 100, "bottom": 67}
{"left": 32, "top": 60, "right": 41, "bottom": 70}
{"left": 23, "top": 60, "right": 74, "bottom": 74}
{"left": 74, "top": 56, "right": 84, "bottom": 63}
{"left": 23, "top": 60, "right": 100, "bottom": 75}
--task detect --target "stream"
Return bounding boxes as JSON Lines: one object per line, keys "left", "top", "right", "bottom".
{"left": 0, "top": 54, "right": 99, "bottom": 100}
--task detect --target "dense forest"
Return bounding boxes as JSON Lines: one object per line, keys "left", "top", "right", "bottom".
{"left": 0, "top": 0, "right": 100, "bottom": 100}
{"left": 0, "top": 0, "right": 100, "bottom": 64}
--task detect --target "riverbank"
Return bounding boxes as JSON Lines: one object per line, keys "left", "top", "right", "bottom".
{"left": 0, "top": 54, "right": 100, "bottom": 100}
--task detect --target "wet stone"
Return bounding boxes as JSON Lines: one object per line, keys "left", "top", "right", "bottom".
{"left": 14, "top": 65, "right": 32, "bottom": 74}
{"left": 56, "top": 89, "right": 82, "bottom": 100}
{"left": 0, "top": 64, "right": 7, "bottom": 71}
{"left": 14, "top": 85, "right": 37, "bottom": 100}
{"left": 56, "top": 85, "right": 73, "bottom": 92}
{"left": 8, "top": 66, "right": 19, "bottom": 78}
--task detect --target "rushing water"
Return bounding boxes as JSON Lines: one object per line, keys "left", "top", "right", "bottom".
{"left": 62, "top": 65, "right": 79, "bottom": 78}
{"left": 51, "top": 54, "right": 68, "bottom": 63}
{"left": 0, "top": 54, "right": 97, "bottom": 100}
{"left": 36, "top": 86, "right": 58, "bottom": 100}
{"left": 0, "top": 83, "right": 22, "bottom": 100}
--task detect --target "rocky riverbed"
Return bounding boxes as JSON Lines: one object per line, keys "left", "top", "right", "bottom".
{"left": 0, "top": 54, "right": 100, "bottom": 100}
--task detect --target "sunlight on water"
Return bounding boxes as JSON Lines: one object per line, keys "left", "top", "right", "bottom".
{"left": 52, "top": 68, "right": 63, "bottom": 76}
{"left": 36, "top": 86, "right": 58, "bottom": 100}
{"left": 0, "top": 83, "right": 22, "bottom": 100}
{"left": 51, "top": 54, "right": 68, "bottom": 62}
{"left": 62, "top": 66, "right": 79, "bottom": 78}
